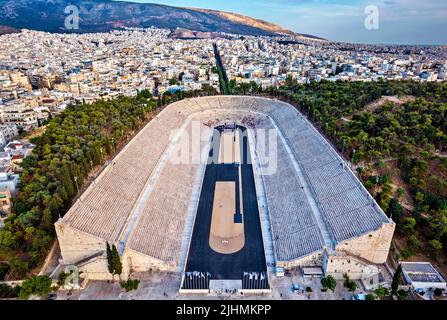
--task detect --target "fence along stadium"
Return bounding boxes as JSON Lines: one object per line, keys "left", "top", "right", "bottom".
{"left": 55, "top": 96, "right": 395, "bottom": 292}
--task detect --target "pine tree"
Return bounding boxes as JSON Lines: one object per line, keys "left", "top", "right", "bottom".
{"left": 392, "top": 264, "right": 403, "bottom": 293}
{"left": 111, "top": 244, "right": 122, "bottom": 276}
{"left": 104, "top": 137, "right": 111, "bottom": 154}
{"left": 106, "top": 242, "right": 113, "bottom": 275}
{"left": 61, "top": 163, "right": 75, "bottom": 197}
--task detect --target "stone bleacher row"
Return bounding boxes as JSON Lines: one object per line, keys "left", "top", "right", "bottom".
{"left": 215, "top": 96, "right": 389, "bottom": 249}
{"left": 62, "top": 99, "right": 194, "bottom": 242}
{"left": 125, "top": 108, "right": 264, "bottom": 263}
{"left": 259, "top": 123, "right": 325, "bottom": 261}
{"left": 266, "top": 100, "right": 390, "bottom": 246}
{"left": 62, "top": 96, "right": 390, "bottom": 265}
{"left": 125, "top": 117, "right": 208, "bottom": 262}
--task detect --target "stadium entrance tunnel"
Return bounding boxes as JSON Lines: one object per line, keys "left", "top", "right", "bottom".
{"left": 183, "top": 125, "right": 269, "bottom": 291}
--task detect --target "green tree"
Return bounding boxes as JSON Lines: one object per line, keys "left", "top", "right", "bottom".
{"left": 120, "top": 278, "right": 140, "bottom": 292}
{"left": 18, "top": 275, "right": 52, "bottom": 299}
{"left": 8, "top": 256, "right": 29, "bottom": 278}
{"left": 106, "top": 242, "right": 122, "bottom": 277}
{"left": 396, "top": 188, "right": 405, "bottom": 199}
{"left": 136, "top": 89, "right": 152, "bottom": 99}
{"left": 400, "top": 217, "right": 417, "bottom": 234}
{"left": 0, "top": 283, "right": 18, "bottom": 299}
{"left": 387, "top": 198, "right": 403, "bottom": 222}
{"left": 396, "top": 289, "right": 410, "bottom": 300}
{"left": 407, "top": 234, "right": 421, "bottom": 252}
{"left": 57, "top": 270, "right": 72, "bottom": 287}
{"left": 111, "top": 244, "right": 122, "bottom": 276}
{"left": 428, "top": 239, "right": 443, "bottom": 259}
{"left": 374, "top": 285, "right": 390, "bottom": 299}
{"left": 391, "top": 264, "right": 403, "bottom": 293}
{"left": 429, "top": 210, "right": 447, "bottom": 240}
{"left": 321, "top": 275, "right": 337, "bottom": 292}
{"left": 106, "top": 242, "right": 113, "bottom": 275}
{"left": 343, "top": 274, "right": 357, "bottom": 292}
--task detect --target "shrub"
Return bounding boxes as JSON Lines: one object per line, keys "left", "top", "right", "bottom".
{"left": 400, "top": 248, "right": 413, "bottom": 259}
{"left": 407, "top": 234, "right": 421, "bottom": 252}
{"left": 400, "top": 217, "right": 416, "bottom": 234}
{"left": 428, "top": 239, "right": 443, "bottom": 258}
{"left": 0, "top": 283, "right": 18, "bottom": 299}
{"left": 374, "top": 286, "right": 390, "bottom": 298}
{"left": 343, "top": 274, "right": 357, "bottom": 292}
{"left": 365, "top": 294, "right": 376, "bottom": 300}
{"left": 396, "top": 289, "right": 409, "bottom": 300}
{"left": 120, "top": 279, "right": 140, "bottom": 292}
{"left": 57, "top": 271, "right": 71, "bottom": 287}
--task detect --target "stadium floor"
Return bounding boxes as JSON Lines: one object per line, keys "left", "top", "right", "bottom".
{"left": 185, "top": 126, "right": 267, "bottom": 279}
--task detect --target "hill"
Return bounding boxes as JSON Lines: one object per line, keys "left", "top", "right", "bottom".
{"left": 0, "top": 0, "right": 321, "bottom": 39}
{"left": 190, "top": 8, "right": 324, "bottom": 40}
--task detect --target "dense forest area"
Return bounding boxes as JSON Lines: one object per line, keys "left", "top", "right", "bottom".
{"left": 265, "top": 79, "right": 447, "bottom": 266}
{"left": 0, "top": 87, "right": 216, "bottom": 279}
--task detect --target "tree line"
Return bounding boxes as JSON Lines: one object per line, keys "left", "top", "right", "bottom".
{"left": 0, "top": 88, "right": 216, "bottom": 279}
{"left": 265, "top": 79, "right": 447, "bottom": 261}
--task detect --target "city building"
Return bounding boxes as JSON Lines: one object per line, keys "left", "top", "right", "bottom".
{"left": 402, "top": 262, "right": 447, "bottom": 293}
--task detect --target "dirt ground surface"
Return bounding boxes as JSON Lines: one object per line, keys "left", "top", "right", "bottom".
{"left": 343, "top": 95, "right": 416, "bottom": 122}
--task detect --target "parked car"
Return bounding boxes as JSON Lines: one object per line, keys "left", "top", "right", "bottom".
{"left": 47, "top": 293, "right": 57, "bottom": 300}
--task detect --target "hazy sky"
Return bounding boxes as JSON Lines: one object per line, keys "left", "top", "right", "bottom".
{"left": 117, "top": 0, "right": 447, "bottom": 45}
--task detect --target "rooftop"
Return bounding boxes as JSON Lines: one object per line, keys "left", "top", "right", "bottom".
{"left": 402, "top": 262, "right": 446, "bottom": 284}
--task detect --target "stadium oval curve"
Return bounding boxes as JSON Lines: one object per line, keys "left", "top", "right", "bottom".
{"left": 55, "top": 96, "right": 395, "bottom": 282}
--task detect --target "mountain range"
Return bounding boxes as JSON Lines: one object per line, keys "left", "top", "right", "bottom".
{"left": 0, "top": 0, "right": 323, "bottom": 40}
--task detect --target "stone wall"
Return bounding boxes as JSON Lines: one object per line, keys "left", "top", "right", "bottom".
{"left": 55, "top": 222, "right": 107, "bottom": 265}
{"left": 125, "top": 249, "right": 177, "bottom": 273}
{"left": 277, "top": 250, "right": 324, "bottom": 269}
{"left": 335, "top": 222, "right": 395, "bottom": 264}
{"left": 323, "top": 253, "right": 379, "bottom": 280}
{"left": 78, "top": 257, "right": 114, "bottom": 281}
